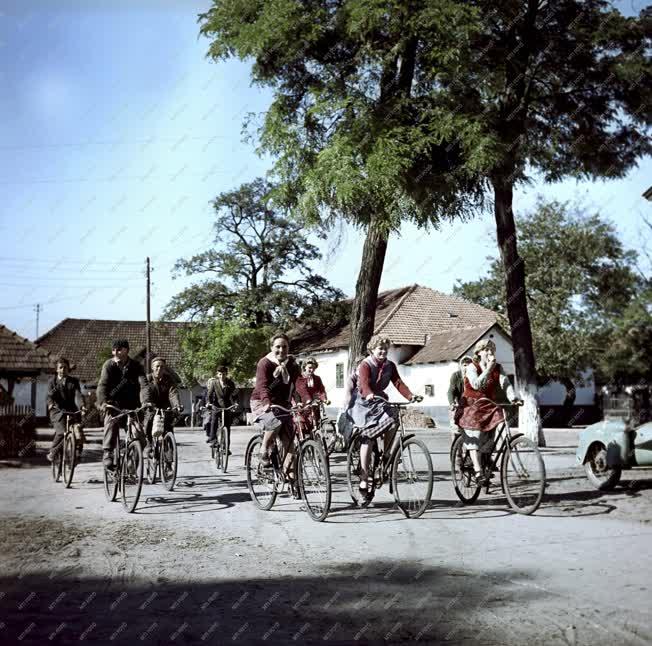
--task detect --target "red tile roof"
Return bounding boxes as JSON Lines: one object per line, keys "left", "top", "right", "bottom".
{"left": 37, "top": 318, "right": 191, "bottom": 383}
{"left": 0, "top": 324, "right": 56, "bottom": 375}
{"left": 292, "top": 284, "right": 499, "bottom": 355}
{"left": 404, "top": 323, "right": 505, "bottom": 364}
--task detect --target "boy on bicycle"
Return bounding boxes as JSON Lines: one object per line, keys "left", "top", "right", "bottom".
{"left": 46, "top": 357, "right": 86, "bottom": 462}
{"left": 205, "top": 365, "right": 239, "bottom": 453}
{"left": 97, "top": 339, "right": 147, "bottom": 470}
{"left": 142, "top": 357, "right": 182, "bottom": 456}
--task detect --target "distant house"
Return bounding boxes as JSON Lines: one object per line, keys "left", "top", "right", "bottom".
{"left": 291, "top": 284, "right": 595, "bottom": 425}
{"left": 35, "top": 318, "right": 200, "bottom": 414}
{"left": 0, "top": 323, "right": 56, "bottom": 410}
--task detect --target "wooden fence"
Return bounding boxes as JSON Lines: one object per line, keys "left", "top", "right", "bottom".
{"left": 0, "top": 405, "right": 36, "bottom": 458}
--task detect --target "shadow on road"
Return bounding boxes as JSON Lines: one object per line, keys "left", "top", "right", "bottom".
{"left": 1, "top": 560, "right": 545, "bottom": 644}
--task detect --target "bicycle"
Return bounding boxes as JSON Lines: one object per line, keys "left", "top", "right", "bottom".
{"left": 203, "top": 403, "right": 237, "bottom": 473}
{"left": 245, "top": 403, "right": 332, "bottom": 522}
{"left": 450, "top": 398, "right": 546, "bottom": 515}
{"left": 346, "top": 395, "right": 433, "bottom": 519}
{"left": 51, "top": 410, "right": 84, "bottom": 488}
{"left": 305, "top": 400, "right": 343, "bottom": 455}
{"left": 144, "top": 407, "right": 180, "bottom": 491}
{"left": 102, "top": 404, "right": 147, "bottom": 513}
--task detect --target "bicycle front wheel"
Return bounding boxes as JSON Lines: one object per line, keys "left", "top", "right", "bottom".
{"left": 63, "top": 433, "right": 76, "bottom": 488}
{"left": 245, "top": 435, "right": 277, "bottom": 511}
{"left": 160, "top": 432, "right": 178, "bottom": 491}
{"left": 451, "top": 434, "right": 481, "bottom": 504}
{"left": 318, "top": 420, "right": 337, "bottom": 456}
{"left": 501, "top": 435, "right": 546, "bottom": 515}
{"left": 220, "top": 427, "right": 229, "bottom": 473}
{"left": 392, "top": 437, "right": 433, "bottom": 518}
{"left": 145, "top": 444, "right": 158, "bottom": 485}
{"left": 121, "top": 440, "right": 144, "bottom": 513}
{"left": 299, "top": 439, "right": 331, "bottom": 522}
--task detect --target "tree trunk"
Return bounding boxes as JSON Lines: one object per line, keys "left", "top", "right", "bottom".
{"left": 347, "top": 218, "right": 389, "bottom": 370}
{"left": 492, "top": 177, "right": 545, "bottom": 446}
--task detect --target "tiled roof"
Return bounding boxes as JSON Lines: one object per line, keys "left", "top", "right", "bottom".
{"left": 292, "top": 284, "right": 499, "bottom": 353}
{"left": 37, "top": 319, "right": 191, "bottom": 383}
{"left": 404, "top": 323, "right": 504, "bottom": 364}
{"left": 0, "top": 324, "right": 56, "bottom": 375}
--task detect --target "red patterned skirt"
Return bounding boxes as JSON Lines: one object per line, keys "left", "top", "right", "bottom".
{"left": 457, "top": 396, "right": 505, "bottom": 432}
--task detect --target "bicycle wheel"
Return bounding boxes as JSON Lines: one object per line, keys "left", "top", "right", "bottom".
{"left": 298, "top": 439, "right": 331, "bottom": 522}
{"left": 160, "top": 432, "right": 178, "bottom": 491}
{"left": 501, "top": 435, "right": 546, "bottom": 515}
{"left": 220, "top": 427, "right": 229, "bottom": 473}
{"left": 63, "top": 433, "right": 76, "bottom": 488}
{"left": 245, "top": 435, "right": 277, "bottom": 511}
{"left": 391, "top": 437, "right": 433, "bottom": 519}
{"left": 103, "top": 446, "right": 120, "bottom": 502}
{"left": 345, "top": 433, "right": 363, "bottom": 504}
{"left": 451, "top": 434, "right": 481, "bottom": 504}
{"left": 318, "top": 420, "right": 337, "bottom": 456}
{"left": 121, "top": 440, "right": 144, "bottom": 513}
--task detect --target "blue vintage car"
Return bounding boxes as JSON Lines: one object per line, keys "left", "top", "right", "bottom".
{"left": 576, "top": 386, "right": 652, "bottom": 489}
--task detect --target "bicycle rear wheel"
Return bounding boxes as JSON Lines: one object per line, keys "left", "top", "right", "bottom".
{"left": 318, "top": 420, "right": 337, "bottom": 456}
{"left": 345, "top": 433, "right": 363, "bottom": 504}
{"left": 145, "top": 444, "right": 158, "bottom": 485}
{"left": 63, "top": 433, "right": 76, "bottom": 488}
{"left": 103, "top": 446, "right": 120, "bottom": 502}
{"left": 501, "top": 435, "right": 546, "bottom": 515}
{"left": 121, "top": 440, "right": 144, "bottom": 513}
{"left": 298, "top": 439, "right": 331, "bottom": 522}
{"left": 160, "top": 432, "right": 178, "bottom": 491}
{"left": 451, "top": 434, "right": 481, "bottom": 504}
{"left": 392, "top": 437, "right": 433, "bottom": 518}
{"left": 245, "top": 436, "right": 277, "bottom": 511}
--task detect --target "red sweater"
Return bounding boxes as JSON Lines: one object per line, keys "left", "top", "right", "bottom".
{"left": 251, "top": 356, "right": 301, "bottom": 408}
{"left": 294, "top": 375, "right": 327, "bottom": 404}
{"left": 358, "top": 359, "right": 412, "bottom": 400}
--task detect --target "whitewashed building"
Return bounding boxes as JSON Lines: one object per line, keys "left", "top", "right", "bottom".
{"left": 292, "top": 284, "right": 595, "bottom": 426}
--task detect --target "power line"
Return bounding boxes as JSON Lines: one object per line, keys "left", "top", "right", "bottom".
{"left": 0, "top": 256, "right": 143, "bottom": 266}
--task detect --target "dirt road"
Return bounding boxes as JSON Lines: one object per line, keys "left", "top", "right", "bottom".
{"left": 1, "top": 427, "right": 651, "bottom": 645}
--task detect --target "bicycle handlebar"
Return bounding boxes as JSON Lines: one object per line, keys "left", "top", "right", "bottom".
{"left": 200, "top": 403, "right": 237, "bottom": 412}
{"left": 104, "top": 404, "right": 148, "bottom": 416}
{"left": 472, "top": 397, "right": 523, "bottom": 407}
{"left": 368, "top": 394, "right": 424, "bottom": 406}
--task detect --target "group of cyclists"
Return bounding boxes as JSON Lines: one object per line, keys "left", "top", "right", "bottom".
{"left": 45, "top": 329, "right": 535, "bottom": 515}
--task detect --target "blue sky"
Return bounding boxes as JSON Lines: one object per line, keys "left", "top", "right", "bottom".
{"left": 1, "top": 0, "right": 650, "bottom": 340}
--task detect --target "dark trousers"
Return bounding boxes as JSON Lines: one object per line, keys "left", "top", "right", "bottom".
{"left": 102, "top": 412, "right": 127, "bottom": 457}
{"left": 50, "top": 418, "right": 66, "bottom": 453}
{"left": 143, "top": 410, "right": 175, "bottom": 443}
{"left": 208, "top": 409, "right": 232, "bottom": 443}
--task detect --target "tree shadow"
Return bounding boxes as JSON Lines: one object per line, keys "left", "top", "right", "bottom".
{"left": 1, "top": 560, "right": 546, "bottom": 644}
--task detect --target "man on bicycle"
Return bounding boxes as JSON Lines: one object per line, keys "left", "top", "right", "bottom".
{"left": 46, "top": 357, "right": 85, "bottom": 462}
{"left": 142, "top": 357, "right": 182, "bottom": 456}
{"left": 97, "top": 339, "right": 147, "bottom": 470}
{"left": 205, "top": 365, "right": 239, "bottom": 453}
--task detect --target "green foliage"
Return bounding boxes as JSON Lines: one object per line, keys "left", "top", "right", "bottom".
{"left": 164, "top": 178, "right": 344, "bottom": 326}
{"left": 177, "top": 321, "right": 273, "bottom": 387}
{"left": 454, "top": 199, "right": 644, "bottom": 384}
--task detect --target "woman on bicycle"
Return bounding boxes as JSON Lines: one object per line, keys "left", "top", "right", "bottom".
{"left": 294, "top": 358, "right": 328, "bottom": 430}
{"left": 348, "top": 335, "right": 416, "bottom": 499}
{"left": 250, "top": 333, "right": 301, "bottom": 472}
{"left": 457, "top": 339, "right": 520, "bottom": 483}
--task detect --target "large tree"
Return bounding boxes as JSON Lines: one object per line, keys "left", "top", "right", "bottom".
{"left": 454, "top": 199, "right": 642, "bottom": 421}
{"left": 199, "top": 0, "right": 486, "bottom": 368}
{"left": 164, "top": 178, "right": 343, "bottom": 327}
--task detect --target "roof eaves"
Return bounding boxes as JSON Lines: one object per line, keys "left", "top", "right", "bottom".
{"left": 452, "top": 321, "right": 502, "bottom": 360}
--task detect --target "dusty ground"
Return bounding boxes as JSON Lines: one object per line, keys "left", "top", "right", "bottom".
{"left": 1, "top": 426, "right": 651, "bottom": 645}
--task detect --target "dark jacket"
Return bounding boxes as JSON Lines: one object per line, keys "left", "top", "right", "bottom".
{"left": 206, "top": 376, "right": 238, "bottom": 409}
{"left": 447, "top": 371, "right": 464, "bottom": 406}
{"left": 96, "top": 358, "right": 147, "bottom": 410}
{"left": 142, "top": 373, "right": 181, "bottom": 410}
{"left": 47, "top": 376, "right": 82, "bottom": 421}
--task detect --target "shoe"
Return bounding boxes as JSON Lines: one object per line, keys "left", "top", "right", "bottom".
{"left": 103, "top": 456, "right": 116, "bottom": 471}
{"left": 206, "top": 437, "right": 215, "bottom": 444}
{"left": 260, "top": 452, "right": 271, "bottom": 467}
{"left": 228, "top": 450, "right": 232, "bottom": 456}
{"left": 46, "top": 451, "right": 55, "bottom": 463}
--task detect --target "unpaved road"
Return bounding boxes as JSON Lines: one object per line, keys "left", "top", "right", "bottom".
{"left": 1, "top": 427, "right": 651, "bottom": 645}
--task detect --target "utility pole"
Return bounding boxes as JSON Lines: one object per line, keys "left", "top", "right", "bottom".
{"left": 146, "top": 257, "right": 151, "bottom": 372}
{"left": 34, "top": 303, "right": 41, "bottom": 339}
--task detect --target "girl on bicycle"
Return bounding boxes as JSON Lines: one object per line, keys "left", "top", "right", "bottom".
{"left": 347, "top": 335, "right": 416, "bottom": 499}
{"left": 250, "top": 333, "right": 301, "bottom": 473}
{"left": 457, "top": 339, "right": 520, "bottom": 483}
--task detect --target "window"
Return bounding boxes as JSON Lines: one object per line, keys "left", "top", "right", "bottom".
{"left": 424, "top": 384, "right": 434, "bottom": 397}
{"left": 335, "top": 363, "right": 344, "bottom": 389}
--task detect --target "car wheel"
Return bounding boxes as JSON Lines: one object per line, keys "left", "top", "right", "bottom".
{"left": 584, "top": 442, "right": 622, "bottom": 490}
